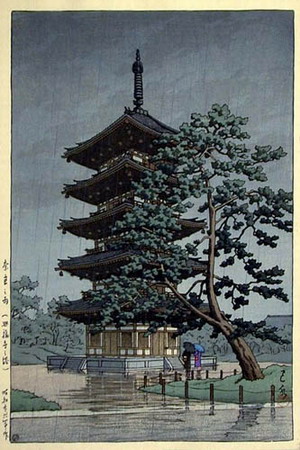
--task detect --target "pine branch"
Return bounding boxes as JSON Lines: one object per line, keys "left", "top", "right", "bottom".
{"left": 163, "top": 280, "right": 220, "bottom": 328}
{"left": 215, "top": 190, "right": 257, "bottom": 212}
{"left": 183, "top": 279, "right": 206, "bottom": 296}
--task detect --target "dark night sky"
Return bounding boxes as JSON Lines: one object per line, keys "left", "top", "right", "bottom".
{"left": 12, "top": 11, "right": 293, "bottom": 320}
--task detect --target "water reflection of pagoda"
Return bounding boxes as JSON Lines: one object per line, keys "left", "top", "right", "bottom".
{"left": 56, "top": 50, "right": 206, "bottom": 371}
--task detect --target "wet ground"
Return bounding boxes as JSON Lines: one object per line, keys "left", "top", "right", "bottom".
{"left": 11, "top": 403, "right": 293, "bottom": 443}
{"left": 10, "top": 365, "right": 293, "bottom": 442}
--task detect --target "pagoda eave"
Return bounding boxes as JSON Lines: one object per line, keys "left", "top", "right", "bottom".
{"left": 56, "top": 251, "right": 132, "bottom": 281}
{"left": 63, "top": 158, "right": 177, "bottom": 205}
{"left": 59, "top": 201, "right": 134, "bottom": 240}
{"left": 56, "top": 249, "right": 207, "bottom": 282}
{"left": 58, "top": 297, "right": 210, "bottom": 325}
{"left": 59, "top": 201, "right": 206, "bottom": 240}
{"left": 63, "top": 159, "right": 149, "bottom": 205}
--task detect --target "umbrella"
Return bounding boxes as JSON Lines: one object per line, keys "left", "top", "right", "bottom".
{"left": 194, "top": 343, "right": 205, "bottom": 353}
{"left": 183, "top": 341, "right": 195, "bottom": 353}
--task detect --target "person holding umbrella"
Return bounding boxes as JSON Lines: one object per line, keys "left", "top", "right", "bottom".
{"left": 194, "top": 343, "right": 205, "bottom": 378}
{"left": 182, "top": 342, "right": 195, "bottom": 379}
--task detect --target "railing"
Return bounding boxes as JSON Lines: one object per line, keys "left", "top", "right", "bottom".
{"left": 97, "top": 191, "right": 135, "bottom": 213}
{"left": 86, "top": 356, "right": 168, "bottom": 374}
{"left": 47, "top": 356, "right": 66, "bottom": 371}
{"left": 94, "top": 188, "right": 182, "bottom": 218}
{"left": 96, "top": 150, "right": 155, "bottom": 176}
{"left": 47, "top": 356, "right": 86, "bottom": 372}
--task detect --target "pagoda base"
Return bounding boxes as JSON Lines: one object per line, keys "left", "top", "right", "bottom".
{"left": 47, "top": 355, "right": 184, "bottom": 374}
{"left": 86, "top": 356, "right": 180, "bottom": 374}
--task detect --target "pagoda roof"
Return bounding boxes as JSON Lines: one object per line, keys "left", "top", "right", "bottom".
{"left": 58, "top": 296, "right": 210, "bottom": 325}
{"left": 62, "top": 156, "right": 177, "bottom": 205}
{"left": 59, "top": 201, "right": 134, "bottom": 239}
{"left": 63, "top": 109, "right": 178, "bottom": 170}
{"left": 57, "top": 249, "right": 131, "bottom": 269}
{"left": 56, "top": 249, "right": 135, "bottom": 281}
{"left": 59, "top": 201, "right": 206, "bottom": 240}
{"left": 128, "top": 109, "right": 178, "bottom": 134}
{"left": 56, "top": 249, "right": 207, "bottom": 281}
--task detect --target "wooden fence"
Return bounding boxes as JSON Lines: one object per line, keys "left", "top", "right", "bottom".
{"left": 142, "top": 367, "right": 241, "bottom": 388}
{"left": 139, "top": 371, "right": 287, "bottom": 410}
{"left": 141, "top": 375, "right": 278, "bottom": 406}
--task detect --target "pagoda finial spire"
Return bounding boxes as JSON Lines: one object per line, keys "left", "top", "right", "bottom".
{"left": 132, "top": 49, "right": 143, "bottom": 110}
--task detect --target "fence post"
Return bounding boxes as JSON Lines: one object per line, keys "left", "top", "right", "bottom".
{"left": 159, "top": 372, "right": 163, "bottom": 385}
{"left": 270, "top": 385, "right": 275, "bottom": 405}
{"left": 143, "top": 375, "right": 148, "bottom": 388}
{"left": 233, "top": 369, "right": 237, "bottom": 376}
{"left": 209, "top": 383, "right": 215, "bottom": 416}
{"left": 162, "top": 379, "right": 166, "bottom": 396}
{"left": 239, "top": 385, "right": 244, "bottom": 406}
{"left": 210, "top": 383, "right": 214, "bottom": 405}
{"left": 185, "top": 379, "right": 189, "bottom": 399}
{"left": 191, "top": 370, "right": 194, "bottom": 380}
{"left": 213, "top": 357, "right": 217, "bottom": 370}
{"left": 206, "top": 369, "right": 209, "bottom": 379}
{"left": 174, "top": 371, "right": 178, "bottom": 381}
{"left": 220, "top": 369, "right": 223, "bottom": 380}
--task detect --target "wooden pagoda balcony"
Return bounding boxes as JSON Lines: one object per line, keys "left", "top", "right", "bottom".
{"left": 96, "top": 150, "right": 155, "bottom": 174}
{"left": 97, "top": 191, "right": 135, "bottom": 213}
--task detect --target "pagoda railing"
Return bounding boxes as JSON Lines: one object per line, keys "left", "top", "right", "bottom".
{"left": 96, "top": 150, "right": 156, "bottom": 176}
{"left": 96, "top": 194, "right": 180, "bottom": 215}
{"left": 85, "top": 247, "right": 102, "bottom": 255}
{"left": 97, "top": 191, "right": 135, "bottom": 213}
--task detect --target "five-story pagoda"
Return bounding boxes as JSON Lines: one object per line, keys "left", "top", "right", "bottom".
{"left": 56, "top": 50, "right": 206, "bottom": 371}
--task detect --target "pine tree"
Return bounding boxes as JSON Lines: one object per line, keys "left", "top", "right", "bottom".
{"left": 89, "top": 104, "right": 292, "bottom": 381}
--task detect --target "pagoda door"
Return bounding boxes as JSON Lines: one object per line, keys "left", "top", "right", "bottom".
{"left": 151, "top": 332, "right": 166, "bottom": 356}
{"left": 110, "top": 332, "right": 118, "bottom": 355}
{"left": 103, "top": 331, "right": 119, "bottom": 356}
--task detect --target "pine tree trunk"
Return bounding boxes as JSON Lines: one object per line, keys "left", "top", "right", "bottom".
{"left": 205, "top": 188, "right": 264, "bottom": 381}
{"left": 227, "top": 335, "right": 264, "bottom": 380}
{"left": 213, "top": 316, "right": 265, "bottom": 381}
